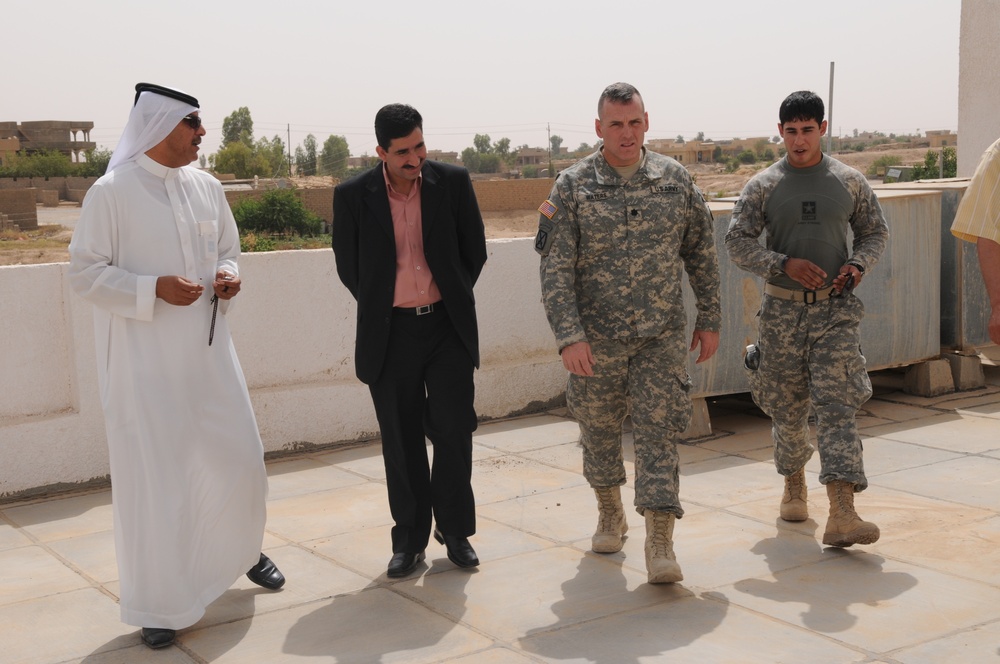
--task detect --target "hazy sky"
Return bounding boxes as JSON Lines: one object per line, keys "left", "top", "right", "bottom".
{"left": 7, "top": 0, "right": 960, "bottom": 161}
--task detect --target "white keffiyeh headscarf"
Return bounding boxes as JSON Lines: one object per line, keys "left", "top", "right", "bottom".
{"left": 107, "top": 85, "right": 199, "bottom": 173}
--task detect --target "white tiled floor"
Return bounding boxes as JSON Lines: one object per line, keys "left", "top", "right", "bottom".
{"left": 2, "top": 367, "right": 1000, "bottom": 663}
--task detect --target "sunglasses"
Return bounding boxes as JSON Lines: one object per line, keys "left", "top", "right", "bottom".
{"left": 182, "top": 115, "right": 203, "bottom": 130}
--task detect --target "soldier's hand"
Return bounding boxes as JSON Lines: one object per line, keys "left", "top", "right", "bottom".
{"left": 784, "top": 257, "right": 828, "bottom": 291}
{"left": 561, "top": 341, "right": 595, "bottom": 377}
{"left": 833, "top": 265, "right": 862, "bottom": 293}
{"left": 156, "top": 276, "right": 204, "bottom": 306}
{"left": 690, "top": 329, "right": 719, "bottom": 364}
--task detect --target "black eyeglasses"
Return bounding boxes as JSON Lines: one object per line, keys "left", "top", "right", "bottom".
{"left": 182, "top": 115, "right": 202, "bottom": 130}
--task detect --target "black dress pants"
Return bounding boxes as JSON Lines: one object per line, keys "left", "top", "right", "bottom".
{"left": 368, "top": 307, "right": 477, "bottom": 553}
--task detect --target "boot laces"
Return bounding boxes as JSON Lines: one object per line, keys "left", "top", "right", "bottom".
{"left": 596, "top": 489, "right": 618, "bottom": 530}
{"left": 649, "top": 512, "right": 672, "bottom": 556}
{"left": 786, "top": 470, "right": 805, "bottom": 498}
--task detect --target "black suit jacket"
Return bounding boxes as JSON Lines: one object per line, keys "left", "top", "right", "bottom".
{"left": 332, "top": 160, "right": 488, "bottom": 384}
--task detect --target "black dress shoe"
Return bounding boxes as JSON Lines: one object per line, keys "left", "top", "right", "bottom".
{"left": 387, "top": 551, "right": 425, "bottom": 578}
{"left": 247, "top": 553, "right": 285, "bottom": 590}
{"left": 140, "top": 627, "right": 176, "bottom": 649}
{"left": 434, "top": 528, "right": 480, "bottom": 568}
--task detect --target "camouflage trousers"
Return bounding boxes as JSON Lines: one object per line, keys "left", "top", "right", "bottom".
{"left": 746, "top": 293, "right": 872, "bottom": 490}
{"left": 567, "top": 331, "right": 692, "bottom": 517}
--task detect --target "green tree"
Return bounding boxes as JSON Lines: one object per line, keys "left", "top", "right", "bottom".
{"left": 493, "top": 137, "right": 512, "bottom": 164}
{"left": 910, "top": 148, "right": 956, "bottom": 180}
{"left": 221, "top": 107, "right": 254, "bottom": 148}
{"left": 712, "top": 146, "right": 723, "bottom": 162}
{"left": 695, "top": 131, "right": 705, "bottom": 141}
{"left": 80, "top": 147, "right": 113, "bottom": 177}
{"left": 461, "top": 147, "right": 480, "bottom": 172}
{"left": 255, "top": 135, "right": 288, "bottom": 177}
{"left": 477, "top": 153, "right": 501, "bottom": 174}
{"left": 473, "top": 134, "right": 493, "bottom": 154}
{"left": 318, "top": 135, "right": 349, "bottom": 178}
{"left": 295, "top": 134, "right": 318, "bottom": 176}
{"left": 942, "top": 146, "right": 957, "bottom": 177}
{"left": 737, "top": 150, "right": 756, "bottom": 164}
{"left": 211, "top": 142, "right": 270, "bottom": 178}
{"left": 866, "top": 155, "right": 902, "bottom": 177}
{"left": 0, "top": 150, "right": 74, "bottom": 177}
{"left": 231, "top": 188, "right": 322, "bottom": 237}
{"left": 575, "top": 142, "right": 591, "bottom": 155}
{"left": 550, "top": 135, "right": 563, "bottom": 154}
{"left": 676, "top": 134, "right": 685, "bottom": 143}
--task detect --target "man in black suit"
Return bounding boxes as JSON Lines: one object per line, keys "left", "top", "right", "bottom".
{"left": 332, "top": 104, "right": 487, "bottom": 578}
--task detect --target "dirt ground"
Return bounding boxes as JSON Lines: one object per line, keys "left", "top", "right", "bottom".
{"left": 0, "top": 146, "right": 939, "bottom": 266}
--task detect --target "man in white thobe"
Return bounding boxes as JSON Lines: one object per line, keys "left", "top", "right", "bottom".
{"left": 68, "top": 83, "right": 284, "bottom": 650}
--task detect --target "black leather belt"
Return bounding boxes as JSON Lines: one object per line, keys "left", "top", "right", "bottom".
{"left": 393, "top": 301, "right": 443, "bottom": 316}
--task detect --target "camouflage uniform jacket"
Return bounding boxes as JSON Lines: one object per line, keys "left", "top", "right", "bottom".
{"left": 725, "top": 155, "right": 889, "bottom": 286}
{"left": 536, "top": 148, "right": 722, "bottom": 351}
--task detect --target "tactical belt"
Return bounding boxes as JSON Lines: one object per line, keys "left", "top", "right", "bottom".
{"left": 764, "top": 283, "right": 835, "bottom": 304}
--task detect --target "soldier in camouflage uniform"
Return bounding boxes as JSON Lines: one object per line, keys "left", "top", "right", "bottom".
{"left": 536, "top": 82, "right": 722, "bottom": 583}
{"left": 725, "top": 90, "right": 889, "bottom": 548}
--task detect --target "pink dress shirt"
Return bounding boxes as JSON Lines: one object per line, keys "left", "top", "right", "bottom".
{"left": 384, "top": 165, "right": 442, "bottom": 308}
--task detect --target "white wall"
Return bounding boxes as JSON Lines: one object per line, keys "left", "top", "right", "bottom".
{"left": 0, "top": 239, "right": 566, "bottom": 498}
{"left": 0, "top": 189, "right": 969, "bottom": 498}
{"left": 959, "top": 0, "right": 1000, "bottom": 176}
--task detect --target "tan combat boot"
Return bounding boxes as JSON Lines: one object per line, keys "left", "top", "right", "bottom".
{"left": 822, "top": 480, "right": 880, "bottom": 547}
{"left": 592, "top": 486, "right": 628, "bottom": 553}
{"left": 780, "top": 468, "right": 809, "bottom": 522}
{"left": 644, "top": 510, "right": 683, "bottom": 584}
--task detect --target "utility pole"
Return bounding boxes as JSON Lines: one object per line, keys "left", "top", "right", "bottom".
{"left": 827, "top": 62, "right": 835, "bottom": 153}
{"left": 547, "top": 122, "right": 552, "bottom": 177}
{"left": 287, "top": 124, "right": 293, "bottom": 176}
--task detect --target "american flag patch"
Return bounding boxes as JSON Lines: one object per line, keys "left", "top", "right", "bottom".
{"left": 538, "top": 199, "right": 558, "bottom": 219}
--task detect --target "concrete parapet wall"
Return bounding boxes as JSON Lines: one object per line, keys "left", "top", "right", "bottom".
{"left": 0, "top": 239, "right": 565, "bottom": 499}
{"left": 0, "top": 187, "right": 974, "bottom": 498}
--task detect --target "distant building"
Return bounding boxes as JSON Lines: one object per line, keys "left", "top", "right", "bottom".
{"left": 426, "top": 149, "right": 459, "bottom": 165}
{"left": 346, "top": 155, "right": 379, "bottom": 169}
{"left": 515, "top": 147, "right": 548, "bottom": 167}
{"left": 925, "top": 130, "right": 958, "bottom": 148}
{"left": 0, "top": 136, "right": 20, "bottom": 166}
{"left": 647, "top": 138, "right": 716, "bottom": 164}
{"left": 0, "top": 121, "right": 96, "bottom": 162}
